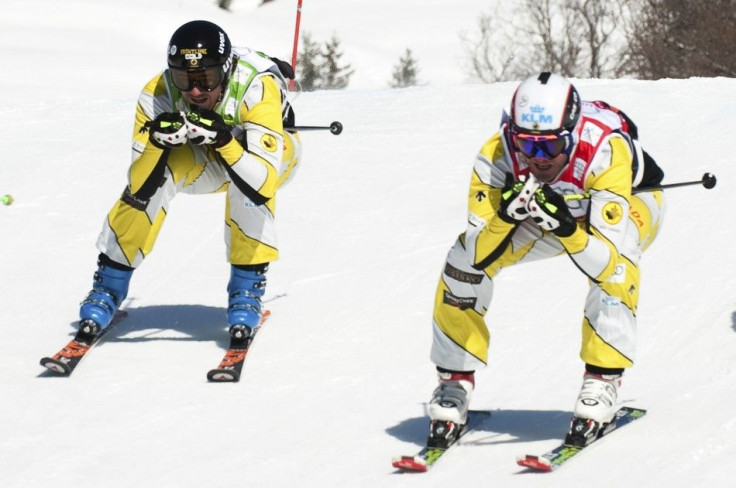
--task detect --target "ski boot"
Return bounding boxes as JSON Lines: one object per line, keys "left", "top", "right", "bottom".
{"left": 565, "top": 370, "right": 622, "bottom": 447}
{"left": 78, "top": 255, "right": 133, "bottom": 338}
{"left": 427, "top": 370, "right": 474, "bottom": 449}
{"left": 227, "top": 264, "right": 267, "bottom": 340}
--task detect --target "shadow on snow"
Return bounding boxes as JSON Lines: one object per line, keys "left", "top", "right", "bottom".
{"left": 62, "top": 303, "right": 232, "bottom": 349}
{"left": 387, "top": 408, "right": 572, "bottom": 445}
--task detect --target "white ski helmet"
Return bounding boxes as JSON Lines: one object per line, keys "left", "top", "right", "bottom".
{"left": 510, "top": 72, "right": 581, "bottom": 135}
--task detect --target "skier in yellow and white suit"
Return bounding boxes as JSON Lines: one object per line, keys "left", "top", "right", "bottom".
{"left": 76, "top": 20, "right": 300, "bottom": 342}
{"left": 426, "top": 73, "right": 666, "bottom": 447}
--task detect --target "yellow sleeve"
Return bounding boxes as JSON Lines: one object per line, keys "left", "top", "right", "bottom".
{"left": 465, "top": 133, "right": 519, "bottom": 269}
{"left": 558, "top": 135, "right": 633, "bottom": 282}
{"left": 128, "top": 75, "right": 168, "bottom": 195}
{"left": 468, "top": 134, "right": 505, "bottom": 220}
{"left": 218, "top": 75, "right": 284, "bottom": 200}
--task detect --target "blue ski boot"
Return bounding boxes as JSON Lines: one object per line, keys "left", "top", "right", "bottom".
{"left": 227, "top": 264, "right": 268, "bottom": 340}
{"left": 79, "top": 255, "right": 133, "bottom": 336}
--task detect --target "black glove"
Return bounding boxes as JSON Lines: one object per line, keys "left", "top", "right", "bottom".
{"left": 528, "top": 184, "right": 577, "bottom": 237}
{"left": 497, "top": 173, "right": 540, "bottom": 224}
{"left": 147, "top": 112, "right": 187, "bottom": 149}
{"left": 183, "top": 107, "right": 233, "bottom": 147}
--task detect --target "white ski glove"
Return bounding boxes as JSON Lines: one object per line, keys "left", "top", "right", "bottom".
{"left": 182, "top": 107, "right": 233, "bottom": 147}
{"left": 528, "top": 185, "right": 578, "bottom": 237}
{"left": 497, "top": 173, "right": 541, "bottom": 223}
{"left": 148, "top": 112, "right": 187, "bottom": 149}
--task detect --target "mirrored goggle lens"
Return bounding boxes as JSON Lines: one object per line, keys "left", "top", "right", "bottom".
{"left": 513, "top": 133, "right": 569, "bottom": 158}
{"left": 170, "top": 67, "right": 224, "bottom": 92}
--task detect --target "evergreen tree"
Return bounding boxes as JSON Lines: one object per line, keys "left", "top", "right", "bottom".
{"left": 390, "top": 48, "right": 419, "bottom": 88}
{"left": 297, "top": 32, "right": 322, "bottom": 91}
{"left": 319, "top": 34, "right": 354, "bottom": 90}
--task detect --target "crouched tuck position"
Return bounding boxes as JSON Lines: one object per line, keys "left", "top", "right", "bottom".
{"left": 77, "top": 20, "right": 301, "bottom": 342}
{"left": 427, "top": 72, "right": 666, "bottom": 447}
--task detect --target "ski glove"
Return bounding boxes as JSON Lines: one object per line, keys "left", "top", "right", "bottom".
{"left": 148, "top": 112, "right": 187, "bottom": 149}
{"left": 528, "top": 185, "right": 578, "bottom": 237}
{"left": 497, "top": 173, "right": 540, "bottom": 224}
{"left": 183, "top": 107, "right": 233, "bottom": 147}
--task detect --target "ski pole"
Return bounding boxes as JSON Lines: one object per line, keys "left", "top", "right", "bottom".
{"left": 564, "top": 172, "right": 716, "bottom": 201}
{"left": 286, "top": 121, "right": 343, "bottom": 135}
{"left": 1, "top": 194, "right": 13, "bottom": 206}
{"left": 289, "top": 0, "right": 304, "bottom": 91}
{"left": 632, "top": 172, "right": 716, "bottom": 193}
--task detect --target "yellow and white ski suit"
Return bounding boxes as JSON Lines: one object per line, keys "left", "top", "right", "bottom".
{"left": 96, "top": 48, "right": 301, "bottom": 268}
{"left": 431, "top": 102, "right": 666, "bottom": 372}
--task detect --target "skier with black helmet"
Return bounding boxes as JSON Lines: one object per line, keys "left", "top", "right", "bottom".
{"left": 69, "top": 20, "right": 300, "bottom": 351}
{"left": 425, "top": 72, "right": 666, "bottom": 448}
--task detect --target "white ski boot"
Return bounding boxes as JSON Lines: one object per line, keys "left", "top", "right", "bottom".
{"left": 428, "top": 371, "right": 474, "bottom": 424}
{"left": 566, "top": 372, "right": 622, "bottom": 446}
{"left": 427, "top": 371, "right": 474, "bottom": 448}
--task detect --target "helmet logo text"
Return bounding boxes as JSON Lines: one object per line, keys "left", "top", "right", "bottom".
{"left": 180, "top": 48, "right": 207, "bottom": 68}
{"left": 522, "top": 105, "right": 552, "bottom": 127}
{"left": 181, "top": 49, "right": 208, "bottom": 57}
{"left": 521, "top": 112, "right": 553, "bottom": 125}
{"left": 218, "top": 32, "right": 226, "bottom": 54}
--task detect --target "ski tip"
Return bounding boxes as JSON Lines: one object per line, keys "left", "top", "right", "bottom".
{"left": 40, "top": 357, "right": 72, "bottom": 375}
{"left": 619, "top": 406, "right": 647, "bottom": 416}
{"left": 392, "top": 456, "right": 428, "bottom": 472}
{"left": 207, "top": 369, "right": 241, "bottom": 382}
{"left": 516, "top": 454, "right": 553, "bottom": 472}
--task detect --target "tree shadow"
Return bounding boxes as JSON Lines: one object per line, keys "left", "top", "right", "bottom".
{"left": 387, "top": 408, "right": 571, "bottom": 446}
{"left": 732, "top": 311, "right": 736, "bottom": 333}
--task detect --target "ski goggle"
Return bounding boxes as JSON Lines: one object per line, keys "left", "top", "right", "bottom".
{"left": 512, "top": 131, "right": 573, "bottom": 159}
{"left": 170, "top": 67, "right": 224, "bottom": 92}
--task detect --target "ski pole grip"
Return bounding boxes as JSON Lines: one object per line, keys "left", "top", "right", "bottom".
{"left": 287, "top": 121, "right": 343, "bottom": 135}
{"left": 633, "top": 172, "right": 717, "bottom": 193}
{"left": 562, "top": 173, "right": 717, "bottom": 200}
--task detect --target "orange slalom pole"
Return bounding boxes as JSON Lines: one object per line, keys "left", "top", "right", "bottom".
{"left": 289, "top": 0, "right": 303, "bottom": 91}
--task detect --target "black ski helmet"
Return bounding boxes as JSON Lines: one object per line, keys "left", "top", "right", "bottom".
{"left": 167, "top": 20, "right": 233, "bottom": 74}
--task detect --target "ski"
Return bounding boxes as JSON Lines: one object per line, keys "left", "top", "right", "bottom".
{"left": 40, "top": 310, "right": 129, "bottom": 376}
{"left": 392, "top": 410, "right": 491, "bottom": 472}
{"left": 516, "top": 406, "right": 646, "bottom": 472}
{"left": 207, "top": 310, "right": 270, "bottom": 383}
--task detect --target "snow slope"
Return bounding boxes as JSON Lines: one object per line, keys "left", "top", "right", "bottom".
{"left": 1, "top": 1, "right": 735, "bottom": 487}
